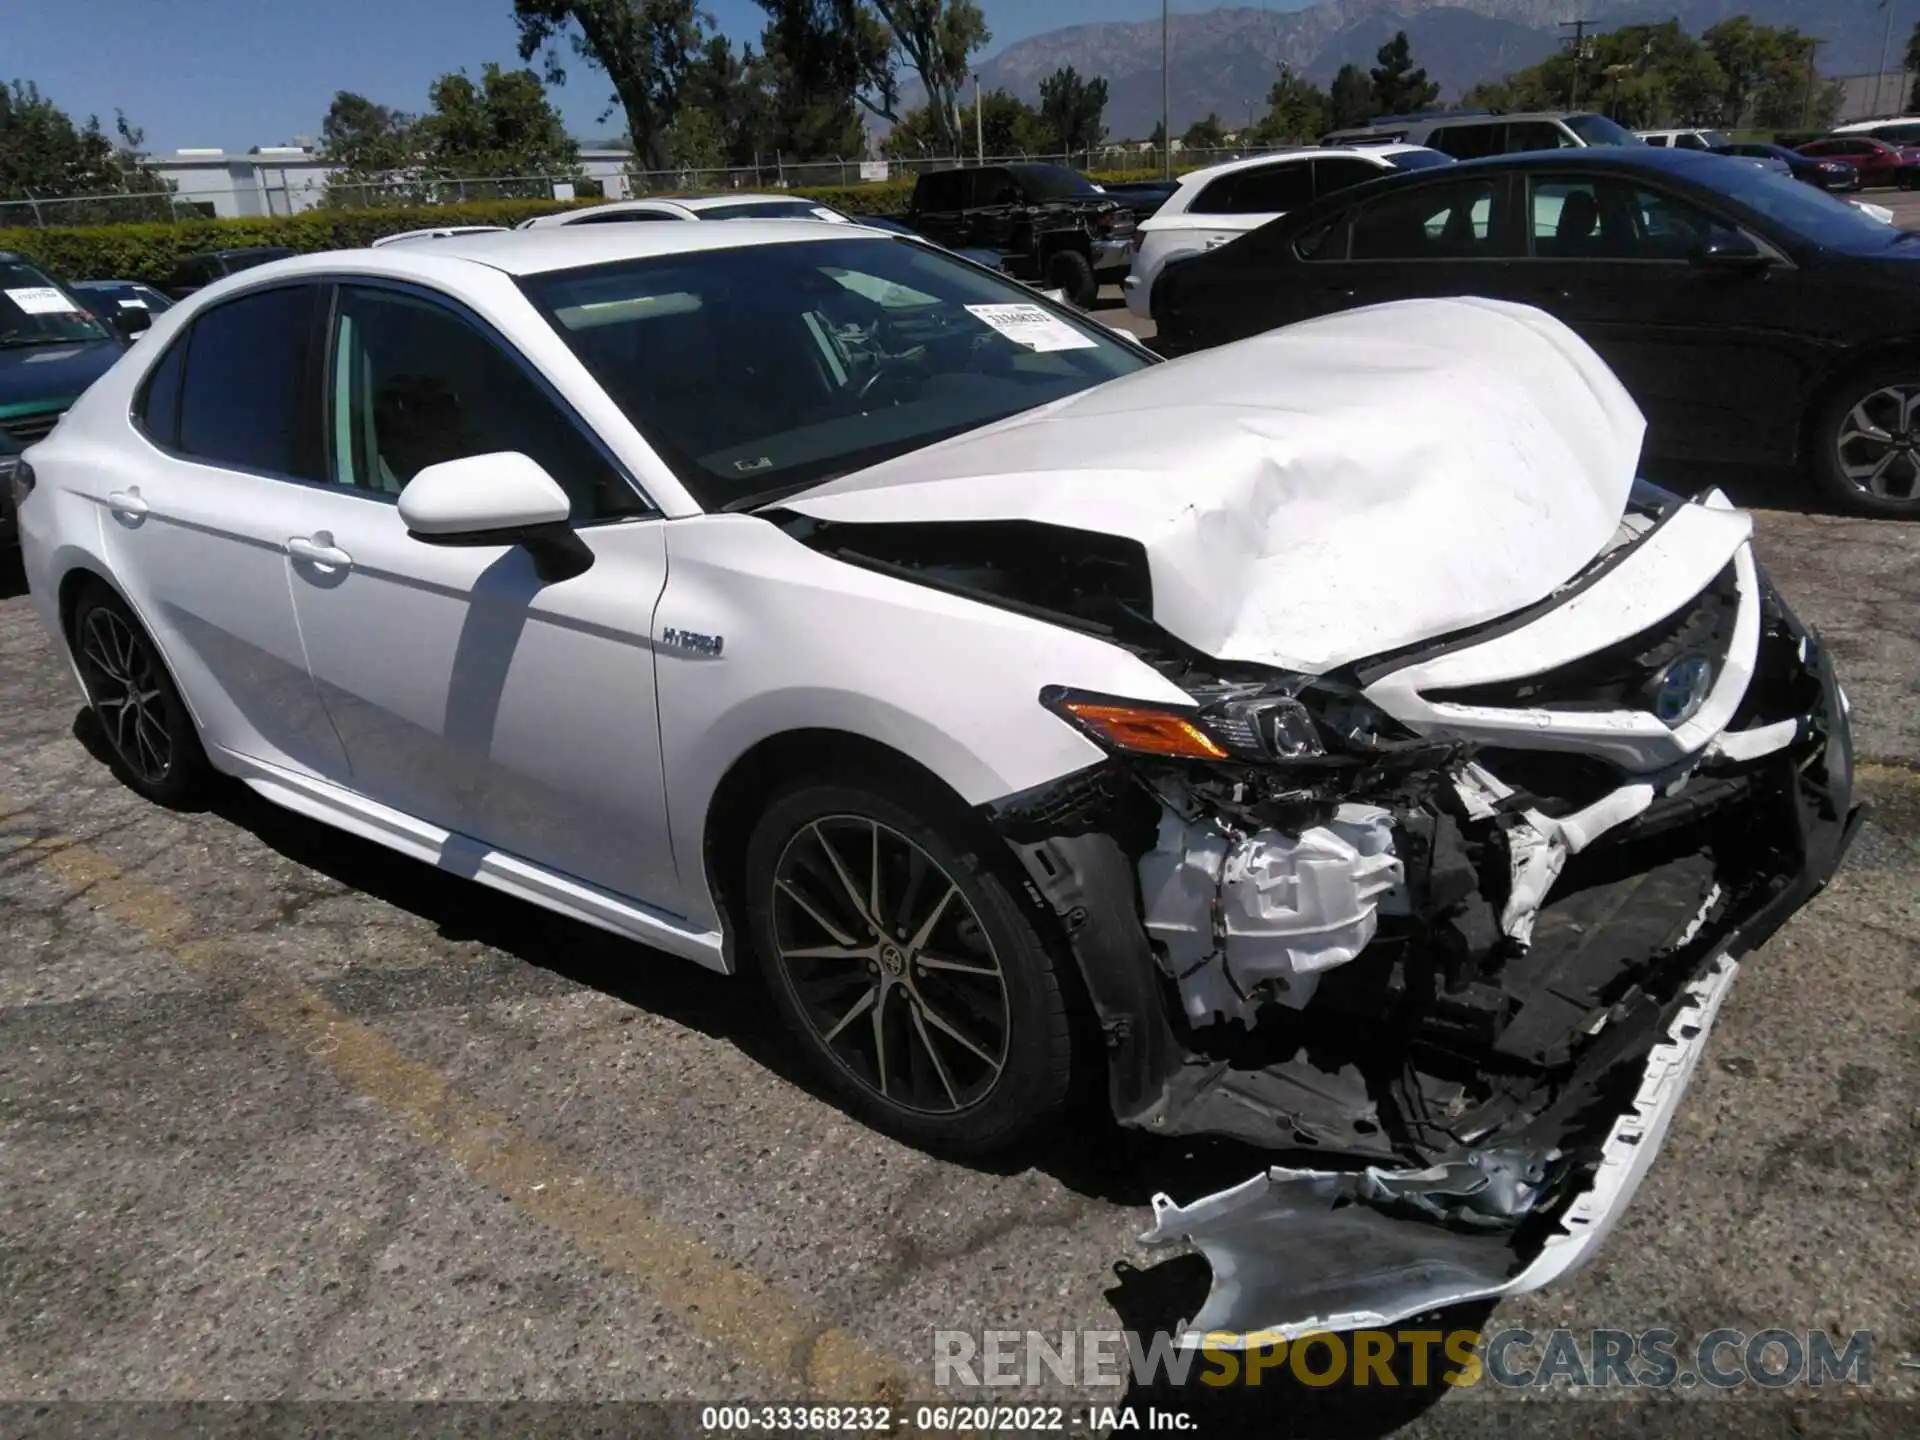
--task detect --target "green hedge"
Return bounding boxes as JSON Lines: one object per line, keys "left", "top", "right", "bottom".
{"left": 0, "top": 183, "right": 916, "bottom": 286}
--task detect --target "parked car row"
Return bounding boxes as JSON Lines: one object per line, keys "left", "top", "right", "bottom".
{"left": 1152, "top": 145, "right": 1920, "bottom": 517}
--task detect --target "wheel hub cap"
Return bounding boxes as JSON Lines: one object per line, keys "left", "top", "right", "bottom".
{"left": 78, "top": 609, "right": 173, "bottom": 785}
{"left": 770, "top": 816, "right": 1011, "bottom": 1116}
{"left": 1836, "top": 383, "right": 1920, "bottom": 502}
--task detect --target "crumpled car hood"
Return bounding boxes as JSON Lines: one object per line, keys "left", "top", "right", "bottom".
{"left": 781, "top": 297, "right": 1646, "bottom": 673}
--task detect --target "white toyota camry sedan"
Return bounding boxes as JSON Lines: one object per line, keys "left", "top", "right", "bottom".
{"left": 11, "top": 222, "right": 1857, "bottom": 1340}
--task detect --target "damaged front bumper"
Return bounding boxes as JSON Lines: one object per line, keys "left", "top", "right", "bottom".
{"left": 989, "top": 517, "right": 1860, "bottom": 1340}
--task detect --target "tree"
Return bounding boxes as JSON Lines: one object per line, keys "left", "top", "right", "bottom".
{"left": 1037, "top": 65, "right": 1107, "bottom": 153}
{"left": 417, "top": 64, "right": 580, "bottom": 177}
{"left": 869, "top": 0, "right": 990, "bottom": 153}
{"left": 1252, "top": 65, "right": 1327, "bottom": 144}
{"left": 754, "top": 0, "right": 895, "bottom": 157}
{"left": 512, "top": 0, "right": 704, "bottom": 169}
{"left": 1181, "top": 112, "right": 1227, "bottom": 150}
{"left": 1369, "top": 31, "right": 1439, "bottom": 116}
{"left": 1328, "top": 63, "right": 1373, "bottom": 130}
{"left": 1909, "top": 21, "right": 1920, "bottom": 112}
{"left": 319, "top": 92, "right": 417, "bottom": 175}
{"left": 318, "top": 91, "right": 421, "bottom": 204}
{"left": 882, "top": 86, "right": 1041, "bottom": 158}
{"left": 1701, "top": 17, "right": 1824, "bottom": 129}
{"left": 0, "top": 81, "right": 167, "bottom": 202}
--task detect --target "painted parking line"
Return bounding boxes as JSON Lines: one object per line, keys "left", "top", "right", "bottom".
{"left": 7, "top": 816, "right": 907, "bottom": 1403}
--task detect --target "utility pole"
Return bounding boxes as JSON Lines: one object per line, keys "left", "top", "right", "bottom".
{"left": 1803, "top": 38, "right": 1821, "bottom": 129}
{"left": 1161, "top": 0, "right": 1172, "bottom": 180}
{"left": 973, "top": 71, "right": 983, "bottom": 164}
{"left": 1561, "top": 18, "right": 1594, "bottom": 110}
{"left": 1874, "top": 0, "right": 1898, "bottom": 117}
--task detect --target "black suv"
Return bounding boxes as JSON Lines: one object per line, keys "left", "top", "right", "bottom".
{"left": 903, "top": 163, "right": 1134, "bottom": 306}
{"left": 162, "top": 246, "right": 297, "bottom": 301}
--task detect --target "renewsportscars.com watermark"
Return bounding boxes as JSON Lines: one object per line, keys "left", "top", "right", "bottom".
{"left": 933, "top": 1327, "right": 1879, "bottom": 1390}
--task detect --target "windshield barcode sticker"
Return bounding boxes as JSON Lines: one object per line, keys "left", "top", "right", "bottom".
{"left": 6, "top": 286, "right": 81, "bottom": 315}
{"left": 964, "top": 302, "right": 1099, "bottom": 352}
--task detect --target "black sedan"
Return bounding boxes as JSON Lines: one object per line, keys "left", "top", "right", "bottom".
{"left": 1713, "top": 141, "right": 1859, "bottom": 192}
{"left": 1153, "top": 147, "right": 1920, "bottom": 516}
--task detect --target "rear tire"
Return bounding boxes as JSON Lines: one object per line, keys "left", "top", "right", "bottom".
{"left": 742, "top": 776, "right": 1076, "bottom": 1155}
{"left": 70, "top": 584, "right": 212, "bottom": 807}
{"left": 1809, "top": 363, "right": 1920, "bottom": 518}
{"left": 1046, "top": 248, "right": 1099, "bottom": 309}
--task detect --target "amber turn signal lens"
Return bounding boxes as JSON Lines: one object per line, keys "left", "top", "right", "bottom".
{"left": 1060, "top": 700, "right": 1229, "bottom": 760}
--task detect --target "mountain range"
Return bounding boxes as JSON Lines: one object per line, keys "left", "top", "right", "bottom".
{"left": 954, "top": 0, "right": 1900, "bottom": 138}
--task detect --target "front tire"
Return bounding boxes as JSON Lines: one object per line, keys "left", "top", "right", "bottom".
{"left": 1810, "top": 365, "right": 1920, "bottom": 517}
{"left": 742, "top": 777, "right": 1076, "bottom": 1155}
{"left": 70, "top": 584, "right": 212, "bottom": 806}
{"left": 1045, "top": 248, "right": 1099, "bottom": 309}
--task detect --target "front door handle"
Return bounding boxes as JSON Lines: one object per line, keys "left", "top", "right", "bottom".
{"left": 106, "top": 488, "right": 149, "bottom": 517}
{"left": 287, "top": 534, "right": 353, "bottom": 569}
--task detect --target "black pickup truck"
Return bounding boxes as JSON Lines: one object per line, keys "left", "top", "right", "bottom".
{"left": 902, "top": 163, "right": 1135, "bottom": 307}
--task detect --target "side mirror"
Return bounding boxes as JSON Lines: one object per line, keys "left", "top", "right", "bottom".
{"left": 397, "top": 451, "right": 591, "bottom": 582}
{"left": 109, "top": 305, "right": 153, "bottom": 339}
{"left": 1690, "top": 230, "right": 1769, "bottom": 273}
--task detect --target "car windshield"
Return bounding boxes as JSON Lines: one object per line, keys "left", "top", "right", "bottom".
{"left": 1385, "top": 149, "right": 1456, "bottom": 171}
{"left": 1697, "top": 159, "right": 1908, "bottom": 250}
{"left": 1566, "top": 114, "right": 1643, "bottom": 146}
{"left": 1011, "top": 166, "right": 1102, "bottom": 200}
{"left": 0, "top": 261, "right": 111, "bottom": 345}
{"left": 521, "top": 235, "right": 1150, "bottom": 510}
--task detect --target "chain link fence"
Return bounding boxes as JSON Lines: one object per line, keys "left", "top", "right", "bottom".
{"left": 0, "top": 145, "right": 1284, "bottom": 229}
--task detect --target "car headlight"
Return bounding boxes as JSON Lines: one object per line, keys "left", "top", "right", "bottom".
{"left": 1041, "top": 681, "right": 1407, "bottom": 763}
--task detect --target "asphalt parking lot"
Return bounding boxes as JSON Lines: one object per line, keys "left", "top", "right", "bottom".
{"left": 3, "top": 269, "right": 1918, "bottom": 1436}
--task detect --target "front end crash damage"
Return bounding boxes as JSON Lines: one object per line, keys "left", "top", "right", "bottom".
{"left": 983, "top": 495, "right": 1861, "bottom": 1341}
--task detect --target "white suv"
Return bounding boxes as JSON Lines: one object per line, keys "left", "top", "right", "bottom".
{"left": 1123, "top": 144, "right": 1452, "bottom": 319}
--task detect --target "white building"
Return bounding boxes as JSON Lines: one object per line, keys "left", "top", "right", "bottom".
{"left": 143, "top": 145, "right": 640, "bottom": 217}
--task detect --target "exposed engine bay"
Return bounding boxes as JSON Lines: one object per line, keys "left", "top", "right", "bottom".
{"left": 782, "top": 480, "right": 1860, "bottom": 1339}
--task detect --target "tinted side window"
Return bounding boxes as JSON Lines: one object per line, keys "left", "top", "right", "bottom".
{"left": 177, "top": 285, "right": 322, "bottom": 479}
{"left": 1505, "top": 121, "right": 1572, "bottom": 153}
{"left": 1529, "top": 177, "right": 1740, "bottom": 260}
{"left": 1293, "top": 213, "right": 1350, "bottom": 261}
{"left": 914, "top": 172, "right": 964, "bottom": 210}
{"left": 1430, "top": 123, "right": 1502, "bottom": 160}
{"left": 1192, "top": 162, "right": 1314, "bottom": 214}
{"left": 1312, "top": 157, "right": 1385, "bottom": 197}
{"left": 1643, "top": 134, "right": 1671, "bottom": 147}
{"left": 573, "top": 209, "right": 680, "bottom": 224}
{"left": 968, "top": 169, "right": 1019, "bottom": 207}
{"left": 328, "top": 284, "right": 646, "bottom": 523}
{"left": 1673, "top": 132, "right": 1708, "bottom": 150}
{"left": 1351, "top": 180, "right": 1504, "bottom": 260}
{"left": 134, "top": 334, "right": 187, "bottom": 448}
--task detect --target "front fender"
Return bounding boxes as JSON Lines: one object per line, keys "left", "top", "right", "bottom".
{"left": 655, "top": 514, "right": 1190, "bottom": 929}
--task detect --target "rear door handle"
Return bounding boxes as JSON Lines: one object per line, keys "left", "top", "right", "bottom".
{"left": 106, "top": 488, "right": 149, "bottom": 517}
{"left": 287, "top": 534, "right": 353, "bottom": 570}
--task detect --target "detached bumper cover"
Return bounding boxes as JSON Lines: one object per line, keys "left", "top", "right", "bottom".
{"left": 998, "top": 583, "right": 1858, "bottom": 1340}
{"left": 1137, "top": 952, "right": 1742, "bottom": 1340}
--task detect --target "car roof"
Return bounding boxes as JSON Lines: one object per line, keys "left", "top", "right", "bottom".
{"left": 1437, "top": 146, "right": 1731, "bottom": 176}
{"left": 234, "top": 219, "right": 890, "bottom": 282}
{"left": 1173, "top": 144, "right": 1429, "bottom": 189}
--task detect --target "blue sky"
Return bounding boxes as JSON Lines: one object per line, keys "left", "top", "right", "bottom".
{"left": 7, "top": 0, "right": 1305, "bottom": 152}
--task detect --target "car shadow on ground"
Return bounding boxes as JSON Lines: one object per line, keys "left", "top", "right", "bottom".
{"left": 0, "top": 552, "right": 26, "bottom": 601}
